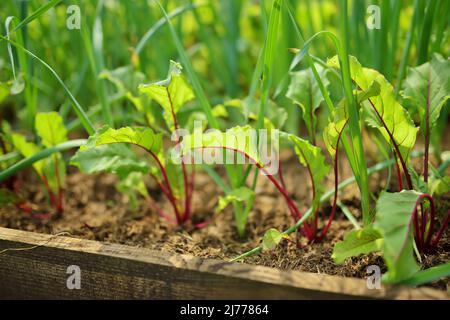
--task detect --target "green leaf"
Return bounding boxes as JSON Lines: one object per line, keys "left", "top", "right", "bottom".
{"left": 35, "top": 112, "right": 68, "bottom": 148}
{"left": 125, "top": 92, "right": 156, "bottom": 127}
{"left": 332, "top": 228, "right": 383, "bottom": 264}
{"left": 288, "top": 135, "right": 330, "bottom": 211}
{"left": 262, "top": 228, "right": 290, "bottom": 252}
{"left": 403, "top": 53, "right": 450, "bottom": 135}
{"left": 139, "top": 61, "right": 194, "bottom": 132}
{"left": 181, "top": 125, "right": 262, "bottom": 166}
{"left": 374, "top": 191, "right": 422, "bottom": 283}
{"left": 11, "top": 133, "right": 44, "bottom": 176}
{"left": 286, "top": 65, "right": 329, "bottom": 141}
{"left": 328, "top": 55, "right": 418, "bottom": 163}
{"left": 70, "top": 128, "right": 151, "bottom": 179}
{"left": 92, "top": 126, "right": 162, "bottom": 154}
{"left": 216, "top": 187, "right": 255, "bottom": 214}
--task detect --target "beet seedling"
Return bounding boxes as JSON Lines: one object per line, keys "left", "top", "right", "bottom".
{"left": 72, "top": 61, "right": 199, "bottom": 226}
{"left": 330, "top": 54, "right": 450, "bottom": 284}
{"left": 1, "top": 112, "right": 68, "bottom": 218}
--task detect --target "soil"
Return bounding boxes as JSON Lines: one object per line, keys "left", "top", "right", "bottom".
{"left": 0, "top": 146, "right": 449, "bottom": 291}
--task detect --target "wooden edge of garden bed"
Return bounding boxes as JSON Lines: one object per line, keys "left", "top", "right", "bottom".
{"left": 0, "top": 227, "right": 448, "bottom": 300}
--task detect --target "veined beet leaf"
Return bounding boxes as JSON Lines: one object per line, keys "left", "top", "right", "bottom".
{"left": 70, "top": 141, "right": 151, "bottom": 179}
{"left": 373, "top": 191, "right": 421, "bottom": 283}
{"left": 328, "top": 55, "right": 418, "bottom": 188}
{"left": 35, "top": 112, "right": 68, "bottom": 148}
{"left": 139, "top": 61, "right": 194, "bottom": 132}
{"left": 402, "top": 53, "right": 450, "bottom": 135}
{"left": 402, "top": 53, "right": 450, "bottom": 182}
{"left": 92, "top": 126, "right": 163, "bottom": 155}
{"left": 286, "top": 65, "right": 329, "bottom": 144}
{"left": 180, "top": 125, "right": 262, "bottom": 167}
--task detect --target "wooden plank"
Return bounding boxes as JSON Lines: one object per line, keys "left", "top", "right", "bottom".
{"left": 0, "top": 227, "right": 447, "bottom": 299}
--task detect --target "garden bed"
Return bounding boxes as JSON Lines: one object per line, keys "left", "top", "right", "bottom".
{"left": 1, "top": 152, "right": 449, "bottom": 299}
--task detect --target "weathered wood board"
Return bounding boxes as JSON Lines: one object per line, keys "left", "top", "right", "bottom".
{"left": 0, "top": 227, "right": 447, "bottom": 299}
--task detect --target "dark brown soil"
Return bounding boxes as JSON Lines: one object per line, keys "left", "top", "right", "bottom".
{"left": 0, "top": 148, "right": 449, "bottom": 291}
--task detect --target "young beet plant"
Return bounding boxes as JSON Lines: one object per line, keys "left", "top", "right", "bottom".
{"left": 0, "top": 112, "right": 68, "bottom": 219}
{"left": 330, "top": 54, "right": 450, "bottom": 284}
{"left": 71, "top": 62, "right": 198, "bottom": 226}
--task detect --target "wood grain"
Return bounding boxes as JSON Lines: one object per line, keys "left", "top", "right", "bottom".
{"left": 0, "top": 227, "right": 447, "bottom": 299}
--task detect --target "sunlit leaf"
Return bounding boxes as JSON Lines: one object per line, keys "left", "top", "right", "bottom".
{"left": 139, "top": 61, "right": 194, "bottom": 132}
{"left": 35, "top": 112, "right": 68, "bottom": 148}
{"left": 328, "top": 55, "right": 418, "bottom": 163}
{"left": 181, "top": 125, "right": 262, "bottom": 166}
{"left": 70, "top": 127, "right": 151, "bottom": 179}
{"left": 92, "top": 126, "right": 162, "bottom": 154}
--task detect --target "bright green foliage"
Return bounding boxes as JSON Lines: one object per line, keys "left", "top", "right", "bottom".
{"left": 181, "top": 125, "right": 263, "bottom": 166}
{"left": 139, "top": 61, "right": 194, "bottom": 132}
{"left": 11, "top": 112, "right": 69, "bottom": 194}
{"left": 262, "top": 228, "right": 289, "bottom": 252}
{"left": 93, "top": 126, "right": 162, "bottom": 154}
{"left": 332, "top": 228, "right": 383, "bottom": 264}
{"left": 403, "top": 53, "right": 450, "bottom": 135}
{"left": 286, "top": 65, "right": 329, "bottom": 142}
{"left": 70, "top": 128, "right": 151, "bottom": 179}
{"left": 328, "top": 55, "right": 418, "bottom": 163}
{"left": 288, "top": 135, "right": 330, "bottom": 211}
{"left": 35, "top": 112, "right": 68, "bottom": 148}
{"left": 374, "top": 191, "right": 421, "bottom": 283}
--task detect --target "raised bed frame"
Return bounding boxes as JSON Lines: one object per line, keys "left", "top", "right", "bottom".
{"left": 0, "top": 227, "right": 448, "bottom": 299}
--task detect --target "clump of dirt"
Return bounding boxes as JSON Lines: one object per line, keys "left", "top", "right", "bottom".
{"left": 0, "top": 150, "right": 449, "bottom": 291}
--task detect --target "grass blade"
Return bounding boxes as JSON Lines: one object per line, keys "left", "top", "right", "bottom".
{"left": 0, "top": 35, "right": 95, "bottom": 135}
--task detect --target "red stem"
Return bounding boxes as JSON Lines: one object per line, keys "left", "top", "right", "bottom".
{"left": 430, "top": 209, "right": 450, "bottom": 248}
{"left": 167, "top": 87, "right": 191, "bottom": 223}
